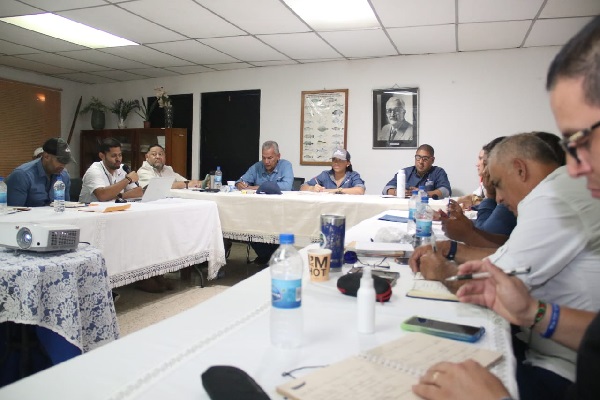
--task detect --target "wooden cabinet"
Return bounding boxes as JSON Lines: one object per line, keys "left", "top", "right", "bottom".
{"left": 79, "top": 128, "right": 187, "bottom": 178}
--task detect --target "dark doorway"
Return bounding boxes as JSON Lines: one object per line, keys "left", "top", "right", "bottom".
{"left": 148, "top": 93, "right": 193, "bottom": 178}
{"left": 200, "top": 90, "right": 261, "bottom": 182}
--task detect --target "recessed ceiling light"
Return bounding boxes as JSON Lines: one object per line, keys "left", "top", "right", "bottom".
{"left": 284, "top": 0, "right": 379, "bottom": 31}
{"left": 0, "top": 13, "right": 137, "bottom": 48}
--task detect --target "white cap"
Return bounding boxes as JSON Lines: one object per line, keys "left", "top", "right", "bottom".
{"left": 33, "top": 147, "right": 43, "bottom": 158}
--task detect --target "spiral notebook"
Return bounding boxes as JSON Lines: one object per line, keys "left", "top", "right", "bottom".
{"left": 276, "top": 332, "right": 502, "bottom": 400}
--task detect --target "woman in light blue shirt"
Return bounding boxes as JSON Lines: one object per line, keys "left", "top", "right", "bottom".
{"left": 301, "top": 149, "right": 365, "bottom": 195}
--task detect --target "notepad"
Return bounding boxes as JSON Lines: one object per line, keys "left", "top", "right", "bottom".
{"left": 276, "top": 332, "right": 502, "bottom": 400}
{"left": 406, "top": 279, "right": 458, "bottom": 302}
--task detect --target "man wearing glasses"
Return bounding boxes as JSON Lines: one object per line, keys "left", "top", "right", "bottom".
{"left": 382, "top": 144, "right": 451, "bottom": 199}
{"left": 377, "top": 97, "right": 415, "bottom": 147}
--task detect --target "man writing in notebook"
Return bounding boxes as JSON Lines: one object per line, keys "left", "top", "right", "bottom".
{"left": 137, "top": 144, "right": 201, "bottom": 189}
{"left": 412, "top": 17, "right": 600, "bottom": 400}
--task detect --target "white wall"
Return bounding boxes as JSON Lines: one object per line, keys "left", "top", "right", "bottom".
{"left": 2, "top": 46, "right": 561, "bottom": 195}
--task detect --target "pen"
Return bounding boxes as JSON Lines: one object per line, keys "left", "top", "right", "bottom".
{"left": 445, "top": 266, "right": 532, "bottom": 282}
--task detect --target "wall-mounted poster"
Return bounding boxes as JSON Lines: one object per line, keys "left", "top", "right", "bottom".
{"left": 300, "top": 89, "right": 348, "bottom": 166}
{"left": 373, "top": 87, "right": 419, "bottom": 149}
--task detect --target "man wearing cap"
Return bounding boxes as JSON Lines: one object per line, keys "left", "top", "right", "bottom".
{"left": 382, "top": 144, "right": 452, "bottom": 199}
{"left": 79, "top": 137, "right": 143, "bottom": 203}
{"left": 32, "top": 147, "right": 43, "bottom": 159}
{"left": 235, "top": 140, "right": 294, "bottom": 191}
{"left": 6, "top": 137, "right": 74, "bottom": 207}
{"left": 301, "top": 149, "right": 366, "bottom": 194}
{"left": 377, "top": 97, "right": 415, "bottom": 147}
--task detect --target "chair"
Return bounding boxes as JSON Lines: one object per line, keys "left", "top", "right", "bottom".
{"left": 69, "top": 178, "right": 82, "bottom": 202}
{"left": 292, "top": 177, "right": 305, "bottom": 191}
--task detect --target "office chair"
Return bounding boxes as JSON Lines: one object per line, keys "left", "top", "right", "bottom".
{"left": 292, "top": 177, "right": 305, "bottom": 191}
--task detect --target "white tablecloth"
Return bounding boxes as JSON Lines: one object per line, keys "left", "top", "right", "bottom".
{"left": 172, "top": 190, "right": 448, "bottom": 246}
{"left": 0, "top": 245, "right": 118, "bottom": 351}
{"left": 0, "top": 211, "right": 517, "bottom": 400}
{"left": 0, "top": 198, "right": 226, "bottom": 285}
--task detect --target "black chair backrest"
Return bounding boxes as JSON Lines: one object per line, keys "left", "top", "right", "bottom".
{"left": 70, "top": 178, "right": 82, "bottom": 202}
{"left": 292, "top": 177, "right": 305, "bottom": 191}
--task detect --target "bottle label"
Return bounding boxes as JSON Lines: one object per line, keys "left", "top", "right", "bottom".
{"left": 215, "top": 175, "right": 222, "bottom": 183}
{"left": 272, "top": 278, "right": 302, "bottom": 309}
{"left": 54, "top": 189, "right": 65, "bottom": 200}
{"left": 0, "top": 192, "right": 6, "bottom": 203}
{"left": 408, "top": 207, "right": 416, "bottom": 220}
{"left": 415, "top": 219, "right": 432, "bottom": 238}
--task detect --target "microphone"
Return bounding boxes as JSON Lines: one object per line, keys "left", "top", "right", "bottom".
{"left": 121, "top": 164, "right": 140, "bottom": 187}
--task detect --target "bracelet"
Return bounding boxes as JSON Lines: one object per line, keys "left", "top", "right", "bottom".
{"left": 125, "top": 176, "right": 132, "bottom": 184}
{"left": 445, "top": 240, "right": 457, "bottom": 260}
{"left": 541, "top": 303, "right": 560, "bottom": 338}
{"left": 530, "top": 300, "right": 547, "bottom": 329}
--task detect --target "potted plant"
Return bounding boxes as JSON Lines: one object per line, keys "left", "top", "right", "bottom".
{"left": 110, "top": 98, "right": 139, "bottom": 129}
{"left": 80, "top": 97, "right": 109, "bottom": 130}
{"left": 135, "top": 97, "right": 158, "bottom": 128}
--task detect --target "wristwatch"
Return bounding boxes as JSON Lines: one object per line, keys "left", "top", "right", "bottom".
{"left": 337, "top": 187, "right": 343, "bottom": 194}
{"left": 125, "top": 176, "right": 133, "bottom": 184}
{"left": 446, "top": 240, "right": 458, "bottom": 260}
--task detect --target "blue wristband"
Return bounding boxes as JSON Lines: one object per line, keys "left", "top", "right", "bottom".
{"left": 446, "top": 240, "right": 457, "bottom": 260}
{"left": 541, "top": 303, "right": 560, "bottom": 338}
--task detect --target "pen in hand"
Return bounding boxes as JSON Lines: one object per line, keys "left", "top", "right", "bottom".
{"left": 445, "top": 266, "right": 531, "bottom": 282}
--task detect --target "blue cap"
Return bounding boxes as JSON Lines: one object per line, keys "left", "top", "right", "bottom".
{"left": 257, "top": 181, "right": 282, "bottom": 195}
{"left": 279, "top": 233, "right": 294, "bottom": 244}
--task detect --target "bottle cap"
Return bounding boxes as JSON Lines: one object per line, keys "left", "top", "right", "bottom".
{"left": 279, "top": 233, "right": 295, "bottom": 244}
{"left": 419, "top": 185, "right": 425, "bottom": 190}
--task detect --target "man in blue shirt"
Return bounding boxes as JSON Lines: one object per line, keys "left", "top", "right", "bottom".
{"left": 7, "top": 137, "right": 74, "bottom": 207}
{"left": 382, "top": 144, "right": 451, "bottom": 199}
{"left": 235, "top": 141, "right": 293, "bottom": 191}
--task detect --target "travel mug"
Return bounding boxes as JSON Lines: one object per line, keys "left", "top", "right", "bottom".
{"left": 320, "top": 214, "right": 346, "bottom": 272}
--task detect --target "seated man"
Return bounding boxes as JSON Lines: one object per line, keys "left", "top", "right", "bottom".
{"left": 80, "top": 137, "right": 143, "bottom": 203}
{"left": 7, "top": 137, "right": 74, "bottom": 207}
{"left": 409, "top": 133, "right": 600, "bottom": 398}
{"left": 382, "top": 144, "right": 451, "bottom": 199}
{"left": 137, "top": 144, "right": 201, "bottom": 189}
{"left": 235, "top": 140, "right": 294, "bottom": 266}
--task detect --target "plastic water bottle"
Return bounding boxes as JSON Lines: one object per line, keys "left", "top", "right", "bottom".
{"left": 270, "top": 233, "right": 303, "bottom": 348}
{"left": 53, "top": 176, "right": 65, "bottom": 213}
{"left": 414, "top": 197, "right": 434, "bottom": 248}
{"left": 357, "top": 266, "right": 375, "bottom": 334}
{"left": 0, "top": 177, "right": 7, "bottom": 214}
{"left": 418, "top": 185, "right": 427, "bottom": 201}
{"left": 214, "top": 166, "right": 222, "bottom": 190}
{"left": 407, "top": 189, "right": 419, "bottom": 235}
{"left": 396, "top": 169, "right": 405, "bottom": 198}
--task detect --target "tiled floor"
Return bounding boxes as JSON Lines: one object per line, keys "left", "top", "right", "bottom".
{"left": 114, "top": 242, "right": 266, "bottom": 336}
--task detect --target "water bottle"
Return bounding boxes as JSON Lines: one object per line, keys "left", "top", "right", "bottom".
{"left": 407, "top": 189, "right": 419, "bottom": 235}
{"left": 0, "top": 177, "right": 7, "bottom": 214}
{"left": 357, "top": 266, "right": 375, "bottom": 334}
{"left": 214, "top": 166, "right": 222, "bottom": 190}
{"left": 53, "top": 176, "right": 65, "bottom": 213}
{"left": 414, "top": 197, "right": 434, "bottom": 248}
{"left": 270, "top": 233, "right": 303, "bottom": 348}
{"left": 418, "top": 185, "right": 427, "bottom": 201}
{"left": 396, "top": 169, "right": 405, "bottom": 198}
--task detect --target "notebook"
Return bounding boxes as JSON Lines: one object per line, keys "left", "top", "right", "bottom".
{"left": 130, "top": 176, "right": 175, "bottom": 203}
{"left": 276, "top": 332, "right": 502, "bottom": 400}
{"left": 406, "top": 279, "right": 459, "bottom": 302}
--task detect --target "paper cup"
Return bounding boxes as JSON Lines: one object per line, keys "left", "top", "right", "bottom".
{"left": 308, "top": 248, "right": 332, "bottom": 282}
{"left": 227, "top": 181, "right": 236, "bottom": 190}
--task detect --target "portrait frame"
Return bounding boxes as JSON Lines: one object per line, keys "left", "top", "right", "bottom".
{"left": 372, "top": 87, "right": 419, "bottom": 149}
{"left": 300, "top": 89, "right": 348, "bottom": 166}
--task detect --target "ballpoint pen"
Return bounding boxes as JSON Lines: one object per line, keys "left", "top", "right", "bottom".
{"left": 445, "top": 266, "right": 531, "bottom": 282}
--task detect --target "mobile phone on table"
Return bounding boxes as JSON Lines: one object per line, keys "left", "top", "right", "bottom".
{"left": 401, "top": 316, "right": 485, "bottom": 342}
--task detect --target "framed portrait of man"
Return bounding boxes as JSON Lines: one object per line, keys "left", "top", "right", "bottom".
{"left": 372, "top": 88, "right": 419, "bottom": 149}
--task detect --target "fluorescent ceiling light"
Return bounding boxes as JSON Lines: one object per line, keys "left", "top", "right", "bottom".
{"left": 284, "top": 0, "right": 379, "bottom": 31}
{"left": 0, "top": 13, "right": 137, "bottom": 48}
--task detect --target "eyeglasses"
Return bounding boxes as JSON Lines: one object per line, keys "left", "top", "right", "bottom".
{"left": 356, "top": 256, "right": 389, "bottom": 269}
{"left": 561, "top": 120, "right": 600, "bottom": 163}
{"left": 386, "top": 108, "right": 403, "bottom": 114}
{"left": 415, "top": 155, "right": 432, "bottom": 162}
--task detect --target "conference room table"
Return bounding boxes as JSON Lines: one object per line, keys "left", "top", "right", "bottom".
{"left": 0, "top": 210, "right": 517, "bottom": 400}
{"left": 172, "top": 189, "right": 448, "bottom": 246}
{"left": 0, "top": 198, "right": 226, "bottom": 284}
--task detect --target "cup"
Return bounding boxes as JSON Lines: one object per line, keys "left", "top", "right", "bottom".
{"left": 227, "top": 180, "right": 236, "bottom": 191}
{"left": 320, "top": 214, "right": 346, "bottom": 272}
{"left": 308, "top": 248, "right": 332, "bottom": 282}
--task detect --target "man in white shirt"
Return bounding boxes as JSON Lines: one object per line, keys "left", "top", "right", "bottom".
{"left": 137, "top": 144, "right": 200, "bottom": 188}
{"left": 79, "top": 137, "right": 143, "bottom": 203}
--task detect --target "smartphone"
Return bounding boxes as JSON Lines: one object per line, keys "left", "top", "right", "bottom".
{"left": 401, "top": 316, "right": 485, "bottom": 342}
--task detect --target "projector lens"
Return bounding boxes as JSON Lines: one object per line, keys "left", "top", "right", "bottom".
{"left": 17, "top": 227, "right": 32, "bottom": 249}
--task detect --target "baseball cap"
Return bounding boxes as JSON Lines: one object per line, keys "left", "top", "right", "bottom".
{"left": 256, "top": 181, "right": 282, "bottom": 195}
{"left": 332, "top": 149, "right": 350, "bottom": 161}
{"left": 42, "top": 138, "right": 76, "bottom": 164}
{"left": 33, "top": 147, "right": 43, "bottom": 158}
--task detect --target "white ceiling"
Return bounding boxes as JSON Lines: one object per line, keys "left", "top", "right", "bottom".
{"left": 0, "top": 0, "right": 598, "bottom": 84}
